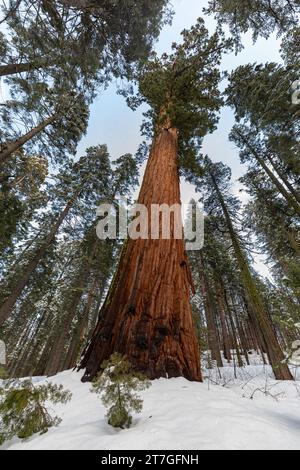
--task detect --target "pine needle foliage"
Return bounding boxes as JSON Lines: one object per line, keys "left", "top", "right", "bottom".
{"left": 0, "top": 379, "right": 72, "bottom": 445}
{"left": 92, "top": 353, "right": 151, "bottom": 429}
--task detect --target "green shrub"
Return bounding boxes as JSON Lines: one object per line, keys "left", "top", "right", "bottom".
{"left": 92, "top": 353, "right": 151, "bottom": 429}
{"left": 0, "top": 379, "right": 72, "bottom": 445}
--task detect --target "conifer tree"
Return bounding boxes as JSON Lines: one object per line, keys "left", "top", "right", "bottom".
{"left": 0, "top": 145, "right": 112, "bottom": 327}
{"left": 226, "top": 62, "right": 300, "bottom": 180}
{"left": 0, "top": 379, "right": 72, "bottom": 444}
{"left": 2, "top": 148, "right": 139, "bottom": 377}
{"left": 205, "top": 0, "right": 299, "bottom": 44}
{"left": 195, "top": 158, "right": 294, "bottom": 380}
{"left": 0, "top": 150, "right": 48, "bottom": 256}
{"left": 80, "top": 19, "right": 233, "bottom": 382}
{"left": 92, "top": 353, "right": 151, "bottom": 429}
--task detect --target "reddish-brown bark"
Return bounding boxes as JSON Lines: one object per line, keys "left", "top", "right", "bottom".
{"left": 80, "top": 127, "right": 202, "bottom": 382}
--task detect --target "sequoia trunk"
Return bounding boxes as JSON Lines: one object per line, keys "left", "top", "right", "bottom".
{"left": 80, "top": 127, "right": 202, "bottom": 382}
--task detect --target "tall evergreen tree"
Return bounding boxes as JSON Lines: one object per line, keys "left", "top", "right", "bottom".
{"left": 3, "top": 148, "right": 139, "bottom": 377}
{"left": 194, "top": 158, "right": 294, "bottom": 380}
{"left": 80, "top": 19, "right": 233, "bottom": 382}
{"left": 0, "top": 145, "right": 112, "bottom": 326}
{"left": 0, "top": 150, "right": 47, "bottom": 256}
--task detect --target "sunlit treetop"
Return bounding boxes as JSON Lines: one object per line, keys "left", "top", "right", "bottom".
{"left": 226, "top": 62, "right": 300, "bottom": 135}
{"left": 122, "top": 18, "right": 233, "bottom": 175}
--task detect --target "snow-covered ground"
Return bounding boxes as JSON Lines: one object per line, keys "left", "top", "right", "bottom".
{"left": 2, "top": 354, "right": 300, "bottom": 451}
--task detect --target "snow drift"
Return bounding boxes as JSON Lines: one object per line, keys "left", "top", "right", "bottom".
{"left": 1, "top": 357, "right": 300, "bottom": 451}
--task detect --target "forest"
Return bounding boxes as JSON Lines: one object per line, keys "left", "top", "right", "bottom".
{"left": 0, "top": 0, "right": 299, "bottom": 452}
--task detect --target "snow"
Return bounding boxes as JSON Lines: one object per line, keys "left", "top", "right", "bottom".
{"left": 1, "top": 355, "right": 300, "bottom": 451}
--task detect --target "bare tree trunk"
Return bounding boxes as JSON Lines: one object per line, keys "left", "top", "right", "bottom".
{"left": 0, "top": 61, "right": 45, "bottom": 77}
{"left": 0, "top": 114, "right": 58, "bottom": 165}
{"left": 227, "top": 291, "right": 246, "bottom": 366}
{"left": 63, "top": 280, "right": 98, "bottom": 371}
{"left": 198, "top": 259, "right": 223, "bottom": 367}
{"left": 266, "top": 153, "right": 300, "bottom": 205}
{"left": 44, "top": 254, "right": 93, "bottom": 376}
{"left": 216, "top": 283, "right": 232, "bottom": 362}
{"left": 80, "top": 127, "right": 202, "bottom": 382}
{"left": 0, "top": 193, "right": 78, "bottom": 326}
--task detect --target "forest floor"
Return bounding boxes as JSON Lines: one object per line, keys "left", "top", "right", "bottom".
{"left": 2, "top": 353, "right": 300, "bottom": 450}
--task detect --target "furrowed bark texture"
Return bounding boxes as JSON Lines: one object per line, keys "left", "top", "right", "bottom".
{"left": 80, "top": 127, "right": 202, "bottom": 382}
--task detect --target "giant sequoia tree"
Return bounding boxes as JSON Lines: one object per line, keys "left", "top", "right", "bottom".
{"left": 80, "top": 19, "right": 232, "bottom": 382}
{"left": 0, "top": 145, "right": 113, "bottom": 327}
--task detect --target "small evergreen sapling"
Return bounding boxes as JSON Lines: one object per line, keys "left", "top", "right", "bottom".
{"left": 0, "top": 379, "right": 72, "bottom": 445}
{"left": 92, "top": 353, "right": 151, "bottom": 429}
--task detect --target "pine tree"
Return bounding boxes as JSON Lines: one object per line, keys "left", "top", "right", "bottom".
{"left": 195, "top": 158, "right": 294, "bottom": 380}
{"left": 0, "top": 149, "right": 48, "bottom": 256}
{"left": 0, "top": 90, "right": 90, "bottom": 166}
{"left": 226, "top": 62, "right": 300, "bottom": 179}
{"left": 2, "top": 148, "right": 139, "bottom": 378}
{"left": 229, "top": 125, "right": 300, "bottom": 216}
{"left": 0, "top": 379, "right": 72, "bottom": 444}
{"left": 1, "top": 1, "right": 171, "bottom": 81}
{"left": 0, "top": 145, "right": 112, "bottom": 327}
{"left": 92, "top": 353, "right": 151, "bottom": 429}
{"left": 187, "top": 204, "right": 247, "bottom": 369}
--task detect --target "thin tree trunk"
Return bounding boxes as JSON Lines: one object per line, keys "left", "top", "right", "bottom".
{"left": 209, "top": 171, "right": 294, "bottom": 381}
{"left": 0, "top": 192, "right": 79, "bottom": 326}
{"left": 266, "top": 153, "right": 300, "bottom": 205}
{"left": 44, "top": 249, "right": 94, "bottom": 376}
{"left": 248, "top": 177, "right": 300, "bottom": 257}
{"left": 0, "top": 113, "right": 58, "bottom": 165}
{"left": 216, "top": 282, "right": 232, "bottom": 362}
{"left": 0, "top": 61, "right": 45, "bottom": 77}
{"left": 198, "top": 259, "right": 223, "bottom": 368}
{"left": 229, "top": 290, "right": 249, "bottom": 364}
{"left": 225, "top": 294, "right": 244, "bottom": 367}
{"left": 80, "top": 127, "right": 202, "bottom": 382}
{"left": 13, "top": 309, "right": 49, "bottom": 378}
{"left": 63, "top": 279, "right": 98, "bottom": 371}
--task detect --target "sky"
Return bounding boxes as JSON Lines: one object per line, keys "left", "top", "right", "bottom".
{"left": 75, "top": 0, "right": 282, "bottom": 278}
